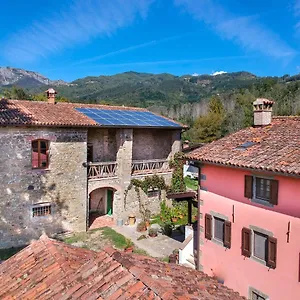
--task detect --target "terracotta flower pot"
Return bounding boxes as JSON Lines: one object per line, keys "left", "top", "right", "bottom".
{"left": 171, "top": 217, "right": 178, "bottom": 223}
{"left": 124, "top": 247, "right": 133, "bottom": 253}
{"left": 149, "top": 233, "right": 157, "bottom": 238}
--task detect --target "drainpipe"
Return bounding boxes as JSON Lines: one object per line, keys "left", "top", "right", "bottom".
{"left": 196, "top": 161, "right": 201, "bottom": 271}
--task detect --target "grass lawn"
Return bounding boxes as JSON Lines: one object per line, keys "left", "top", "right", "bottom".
{"left": 99, "top": 227, "right": 133, "bottom": 249}
{"left": 184, "top": 176, "right": 198, "bottom": 191}
{"left": 62, "top": 227, "right": 137, "bottom": 252}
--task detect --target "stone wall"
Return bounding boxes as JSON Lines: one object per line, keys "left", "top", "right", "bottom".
{"left": 0, "top": 127, "right": 87, "bottom": 248}
{"left": 88, "top": 128, "right": 117, "bottom": 162}
{"left": 122, "top": 173, "right": 173, "bottom": 219}
{"left": 132, "top": 129, "right": 174, "bottom": 160}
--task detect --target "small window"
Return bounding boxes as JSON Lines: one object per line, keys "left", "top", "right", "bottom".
{"left": 242, "top": 227, "right": 277, "bottom": 268}
{"left": 253, "top": 231, "right": 268, "bottom": 262}
{"left": 214, "top": 217, "right": 225, "bottom": 242}
{"left": 32, "top": 204, "right": 51, "bottom": 217}
{"left": 251, "top": 291, "right": 267, "bottom": 300}
{"left": 255, "top": 178, "right": 271, "bottom": 202}
{"left": 147, "top": 189, "right": 160, "bottom": 198}
{"left": 244, "top": 175, "right": 279, "bottom": 206}
{"left": 32, "top": 140, "right": 49, "bottom": 169}
{"left": 208, "top": 215, "right": 231, "bottom": 248}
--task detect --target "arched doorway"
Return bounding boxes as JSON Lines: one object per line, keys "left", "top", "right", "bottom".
{"left": 88, "top": 187, "right": 116, "bottom": 229}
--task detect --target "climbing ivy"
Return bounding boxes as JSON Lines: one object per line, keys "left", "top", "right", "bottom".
{"left": 169, "top": 152, "right": 186, "bottom": 193}
{"left": 124, "top": 175, "right": 168, "bottom": 213}
{"left": 124, "top": 152, "right": 186, "bottom": 215}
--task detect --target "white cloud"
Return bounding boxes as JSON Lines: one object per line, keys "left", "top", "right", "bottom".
{"left": 3, "top": 0, "right": 154, "bottom": 63}
{"left": 211, "top": 71, "right": 227, "bottom": 76}
{"left": 192, "top": 72, "right": 199, "bottom": 76}
{"left": 175, "top": 0, "right": 296, "bottom": 59}
{"left": 73, "top": 34, "right": 188, "bottom": 66}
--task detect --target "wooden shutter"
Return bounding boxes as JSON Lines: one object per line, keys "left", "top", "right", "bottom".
{"left": 270, "top": 180, "right": 279, "bottom": 205}
{"left": 267, "top": 236, "right": 277, "bottom": 269}
{"left": 205, "top": 214, "right": 212, "bottom": 240}
{"left": 241, "top": 227, "right": 251, "bottom": 257}
{"left": 244, "top": 175, "right": 253, "bottom": 198}
{"left": 224, "top": 221, "right": 232, "bottom": 249}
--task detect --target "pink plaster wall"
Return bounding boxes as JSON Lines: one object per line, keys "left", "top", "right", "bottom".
{"left": 202, "top": 164, "right": 300, "bottom": 218}
{"left": 200, "top": 164, "right": 300, "bottom": 299}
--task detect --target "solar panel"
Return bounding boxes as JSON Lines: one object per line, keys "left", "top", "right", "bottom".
{"left": 76, "top": 108, "right": 182, "bottom": 128}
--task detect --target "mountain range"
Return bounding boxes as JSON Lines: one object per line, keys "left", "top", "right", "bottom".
{"left": 1, "top": 67, "right": 300, "bottom": 121}
{"left": 0, "top": 67, "right": 260, "bottom": 105}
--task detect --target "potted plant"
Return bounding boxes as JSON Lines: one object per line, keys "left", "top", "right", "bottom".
{"left": 148, "top": 227, "right": 158, "bottom": 237}
{"left": 162, "top": 222, "right": 173, "bottom": 237}
{"left": 170, "top": 208, "right": 178, "bottom": 223}
{"left": 136, "top": 221, "right": 147, "bottom": 232}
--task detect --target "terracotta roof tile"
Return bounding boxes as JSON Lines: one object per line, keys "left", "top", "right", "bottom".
{"left": 0, "top": 236, "right": 245, "bottom": 299}
{"left": 187, "top": 117, "right": 300, "bottom": 176}
{"left": 0, "top": 99, "right": 185, "bottom": 128}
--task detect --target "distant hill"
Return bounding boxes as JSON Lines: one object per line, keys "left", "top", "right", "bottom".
{"left": 52, "top": 70, "right": 259, "bottom": 107}
{"left": 0, "top": 67, "right": 69, "bottom": 88}
{"left": 1, "top": 67, "right": 300, "bottom": 120}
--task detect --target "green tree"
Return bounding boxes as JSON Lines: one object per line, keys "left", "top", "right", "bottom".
{"left": 189, "top": 96, "right": 225, "bottom": 143}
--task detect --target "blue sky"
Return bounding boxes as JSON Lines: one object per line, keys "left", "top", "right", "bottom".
{"left": 0, "top": 0, "right": 299, "bottom": 81}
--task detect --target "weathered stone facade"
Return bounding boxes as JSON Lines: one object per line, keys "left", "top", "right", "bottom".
{"left": 0, "top": 127, "right": 87, "bottom": 248}
{"left": 0, "top": 125, "right": 181, "bottom": 248}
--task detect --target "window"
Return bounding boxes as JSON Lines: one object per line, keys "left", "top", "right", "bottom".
{"left": 249, "top": 287, "right": 269, "bottom": 300}
{"left": 251, "top": 291, "right": 266, "bottom": 300}
{"left": 205, "top": 213, "right": 231, "bottom": 248}
{"left": 241, "top": 227, "right": 277, "bottom": 268}
{"left": 214, "top": 217, "right": 225, "bottom": 242}
{"left": 147, "top": 189, "right": 160, "bottom": 198}
{"left": 244, "top": 175, "right": 279, "bottom": 206}
{"left": 255, "top": 178, "right": 270, "bottom": 202}
{"left": 32, "top": 204, "right": 51, "bottom": 217}
{"left": 32, "top": 140, "right": 49, "bottom": 169}
{"left": 253, "top": 231, "right": 268, "bottom": 262}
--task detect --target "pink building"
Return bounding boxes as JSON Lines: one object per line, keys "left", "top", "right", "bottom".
{"left": 188, "top": 99, "right": 300, "bottom": 300}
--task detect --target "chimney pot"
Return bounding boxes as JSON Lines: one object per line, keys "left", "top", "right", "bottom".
{"left": 45, "top": 88, "right": 57, "bottom": 104}
{"left": 253, "top": 98, "right": 274, "bottom": 126}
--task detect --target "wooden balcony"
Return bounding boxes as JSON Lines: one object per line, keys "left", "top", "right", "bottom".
{"left": 88, "top": 161, "right": 117, "bottom": 179}
{"left": 131, "top": 159, "right": 171, "bottom": 175}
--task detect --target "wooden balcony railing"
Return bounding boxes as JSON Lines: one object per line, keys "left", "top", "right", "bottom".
{"left": 131, "top": 159, "right": 171, "bottom": 175}
{"left": 88, "top": 161, "right": 117, "bottom": 179}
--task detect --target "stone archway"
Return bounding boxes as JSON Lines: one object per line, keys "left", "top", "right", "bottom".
{"left": 88, "top": 185, "right": 120, "bottom": 229}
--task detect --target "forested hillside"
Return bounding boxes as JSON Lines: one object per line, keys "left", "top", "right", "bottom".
{"left": 1, "top": 69, "right": 300, "bottom": 144}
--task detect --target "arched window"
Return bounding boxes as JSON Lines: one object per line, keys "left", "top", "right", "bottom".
{"left": 31, "top": 139, "right": 49, "bottom": 169}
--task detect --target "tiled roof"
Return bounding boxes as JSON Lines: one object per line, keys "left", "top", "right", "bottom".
{"left": 0, "top": 235, "right": 245, "bottom": 299}
{"left": 0, "top": 99, "right": 185, "bottom": 128}
{"left": 187, "top": 116, "right": 300, "bottom": 176}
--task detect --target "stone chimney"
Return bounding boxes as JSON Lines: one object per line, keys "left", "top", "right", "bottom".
{"left": 253, "top": 98, "right": 274, "bottom": 126}
{"left": 45, "top": 88, "right": 57, "bottom": 104}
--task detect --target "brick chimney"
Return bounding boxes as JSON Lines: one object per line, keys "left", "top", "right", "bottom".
{"left": 45, "top": 88, "right": 57, "bottom": 104}
{"left": 253, "top": 98, "right": 274, "bottom": 126}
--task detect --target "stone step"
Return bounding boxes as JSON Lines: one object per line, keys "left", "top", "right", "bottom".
{"left": 187, "top": 255, "right": 196, "bottom": 266}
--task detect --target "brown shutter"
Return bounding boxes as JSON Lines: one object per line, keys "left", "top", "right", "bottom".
{"left": 267, "top": 236, "right": 277, "bottom": 269}
{"left": 244, "top": 175, "right": 253, "bottom": 198}
{"left": 224, "top": 221, "right": 231, "bottom": 249}
{"left": 270, "top": 180, "right": 279, "bottom": 205}
{"left": 241, "top": 227, "right": 251, "bottom": 257}
{"left": 205, "top": 214, "right": 212, "bottom": 240}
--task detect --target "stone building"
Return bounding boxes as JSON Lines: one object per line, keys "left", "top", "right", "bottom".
{"left": 0, "top": 92, "right": 183, "bottom": 248}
